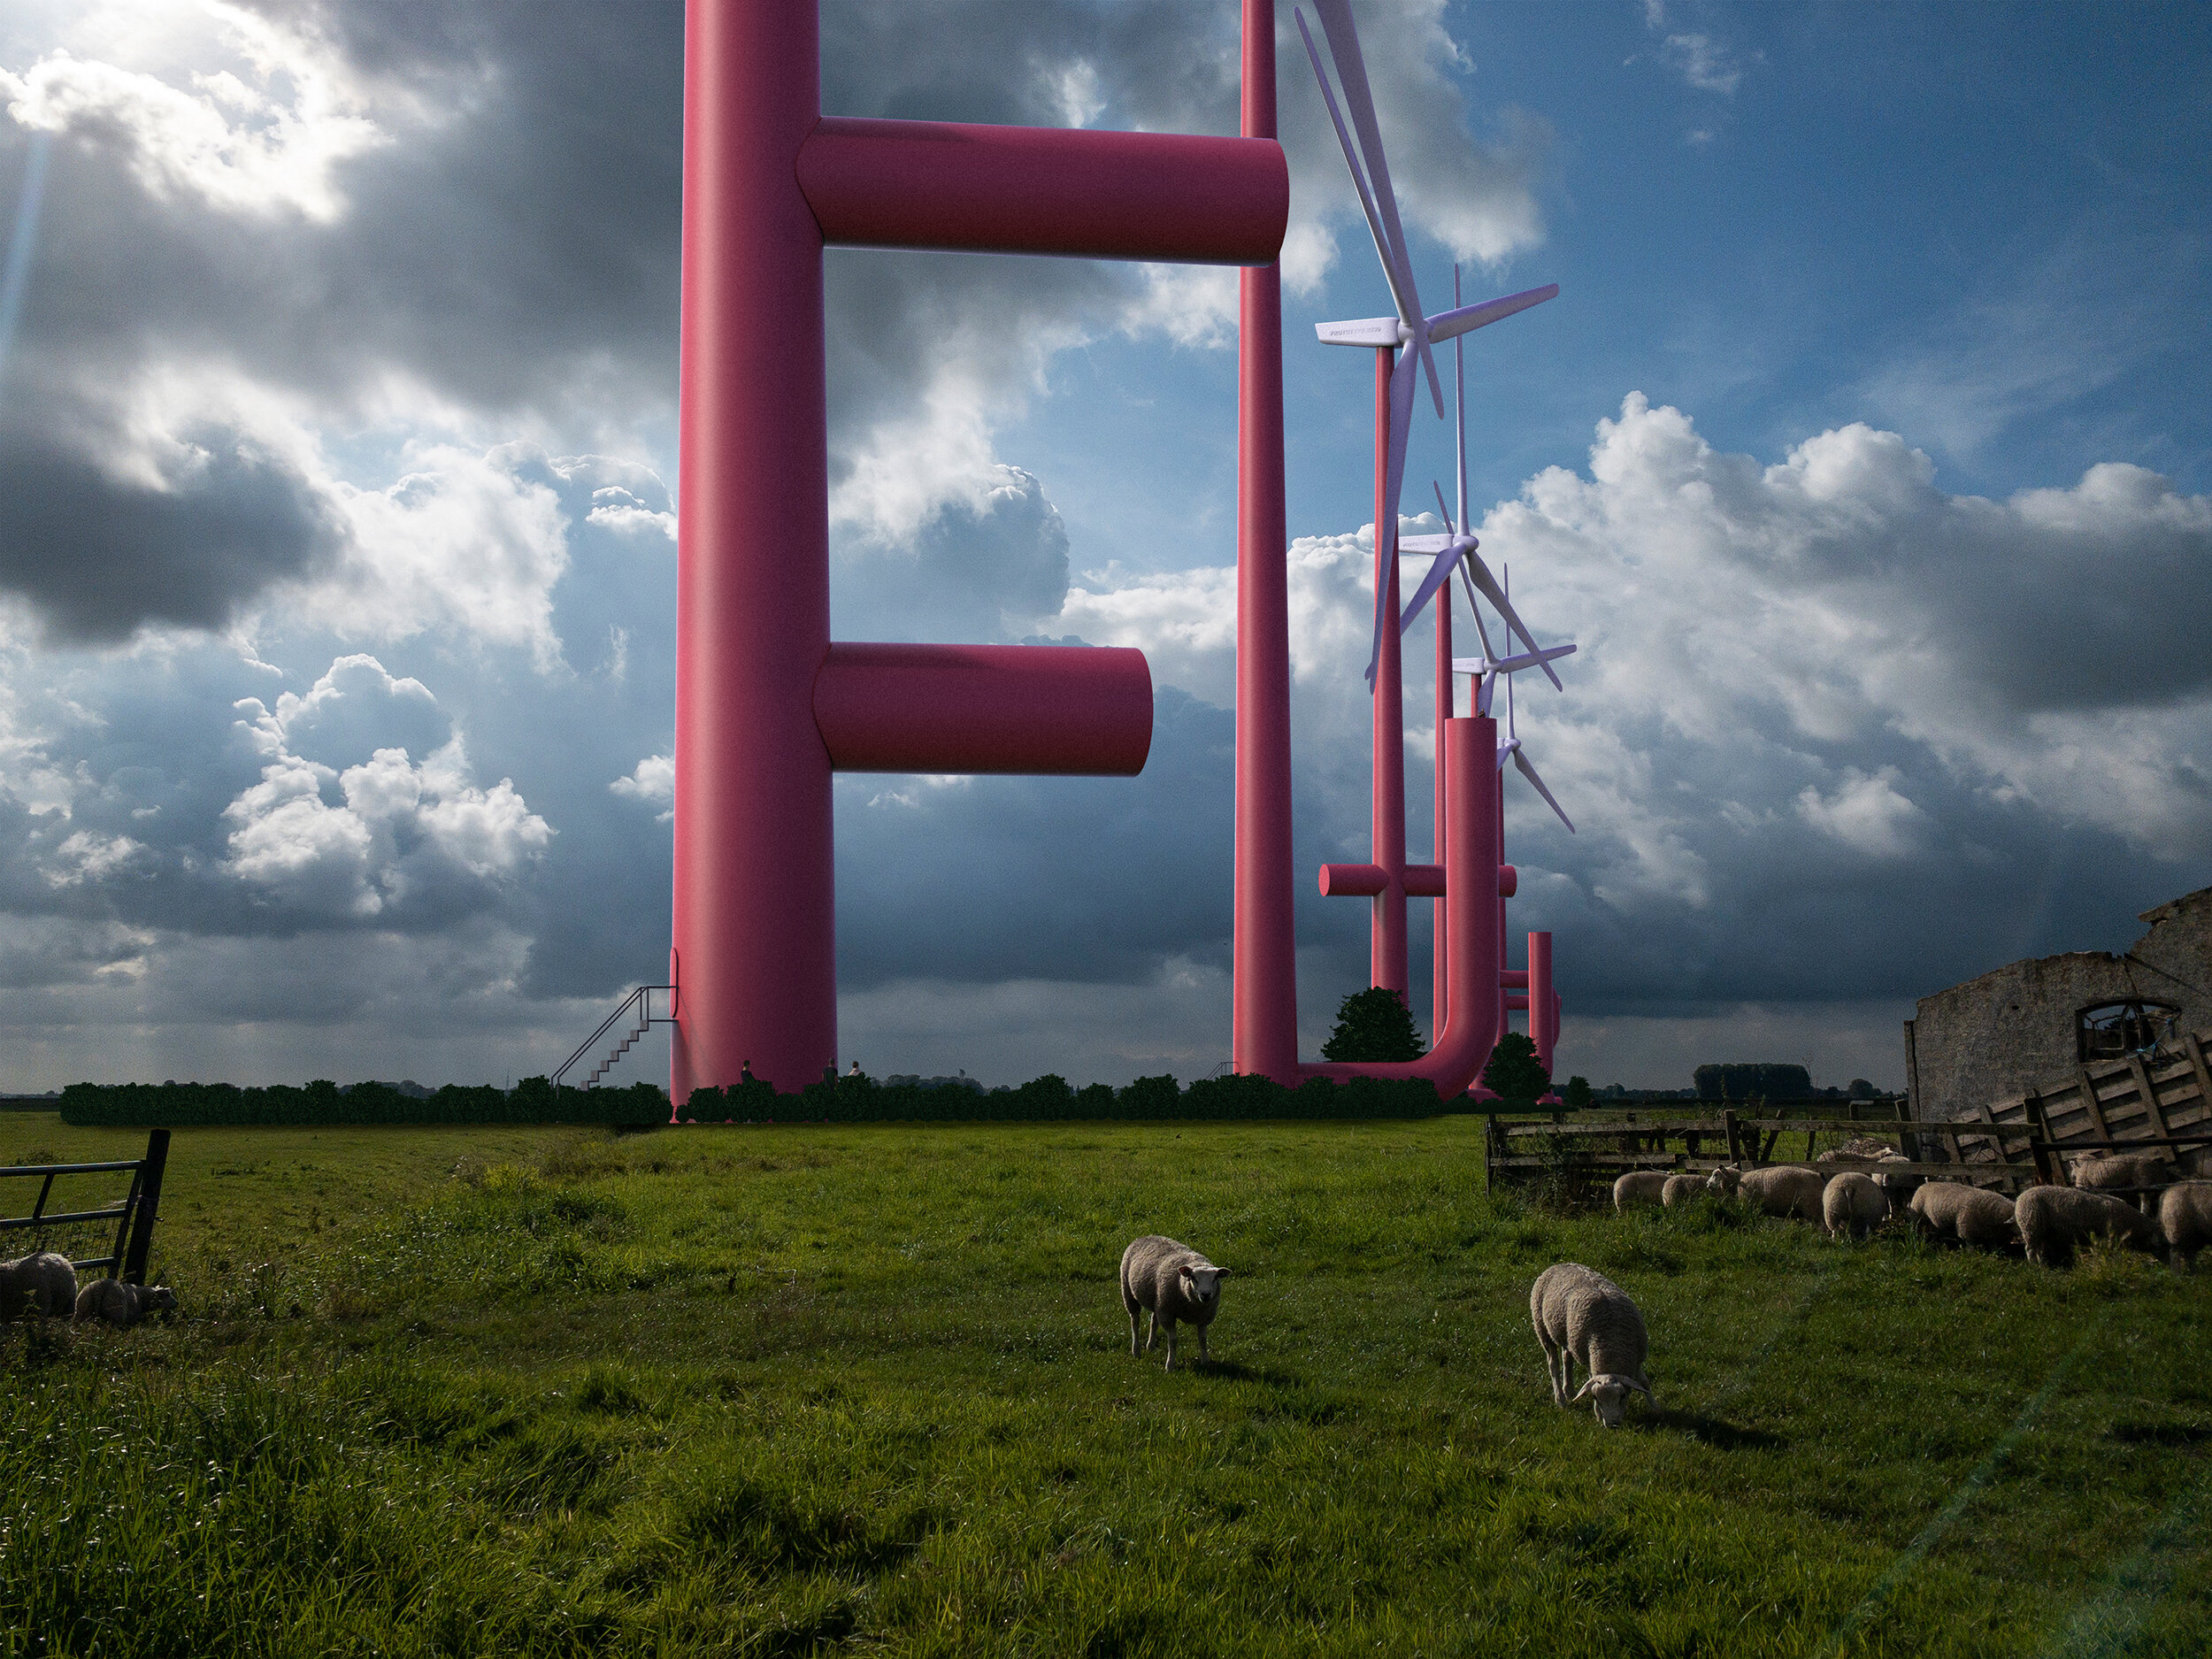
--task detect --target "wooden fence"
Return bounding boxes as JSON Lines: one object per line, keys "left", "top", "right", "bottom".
{"left": 1486, "top": 1034, "right": 2212, "bottom": 1194}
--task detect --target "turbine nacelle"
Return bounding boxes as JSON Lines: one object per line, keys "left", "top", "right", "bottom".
{"left": 1316, "top": 315, "right": 1406, "bottom": 348}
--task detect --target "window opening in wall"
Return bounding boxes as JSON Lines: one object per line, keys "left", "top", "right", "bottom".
{"left": 2078, "top": 1000, "right": 2180, "bottom": 1063}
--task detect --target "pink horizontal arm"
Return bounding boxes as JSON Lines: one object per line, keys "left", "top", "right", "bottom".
{"left": 813, "top": 642, "right": 1152, "bottom": 775}
{"left": 798, "top": 118, "right": 1288, "bottom": 265}
{"left": 1321, "top": 862, "right": 1516, "bottom": 898}
{"left": 1318, "top": 863, "right": 1389, "bottom": 898}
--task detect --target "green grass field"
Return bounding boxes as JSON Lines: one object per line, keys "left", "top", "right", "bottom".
{"left": 2, "top": 1114, "right": 2207, "bottom": 1657}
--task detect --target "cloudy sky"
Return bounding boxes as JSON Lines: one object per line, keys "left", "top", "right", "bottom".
{"left": 0, "top": 0, "right": 2206, "bottom": 1093}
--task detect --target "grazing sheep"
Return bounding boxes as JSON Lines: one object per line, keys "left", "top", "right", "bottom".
{"left": 0, "top": 1252, "right": 77, "bottom": 1319}
{"left": 1530, "top": 1263, "right": 1654, "bottom": 1429}
{"left": 2157, "top": 1182, "right": 2212, "bottom": 1270}
{"left": 1735, "top": 1166, "right": 1825, "bottom": 1222}
{"left": 1820, "top": 1138, "right": 1921, "bottom": 1210}
{"left": 2016, "top": 1186, "right": 2161, "bottom": 1268}
{"left": 1906, "top": 1182, "right": 2018, "bottom": 1249}
{"left": 1817, "top": 1136, "right": 1899, "bottom": 1164}
{"left": 2071, "top": 1153, "right": 2179, "bottom": 1213}
{"left": 1823, "top": 1171, "right": 1889, "bottom": 1241}
{"left": 1704, "top": 1164, "right": 1744, "bottom": 1196}
{"left": 73, "top": 1279, "right": 177, "bottom": 1328}
{"left": 1661, "top": 1172, "right": 1706, "bottom": 1208}
{"left": 1612, "top": 1171, "right": 1671, "bottom": 1212}
{"left": 1119, "top": 1235, "right": 1228, "bottom": 1372}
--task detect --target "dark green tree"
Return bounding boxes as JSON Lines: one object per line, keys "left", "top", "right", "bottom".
{"left": 1847, "top": 1078, "right": 1877, "bottom": 1100}
{"left": 1322, "top": 987, "right": 1426, "bottom": 1062}
{"left": 1480, "top": 1032, "right": 1551, "bottom": 1102}
{"left": 1563, "top": 1074, "right": 1594, "bottom": 1109}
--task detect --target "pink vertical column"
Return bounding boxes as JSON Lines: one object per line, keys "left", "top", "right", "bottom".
{"left": 671, "top": 0, "right": 835, "bottom": 1101}
{"left": 1496, "top": 782, "right": 1509, "bottom": 1036}
{"left": 1431, "top": 588, "right": 1451, "bottom": 1043}
{"left": 1528, "top": 930, "right": 1555, "bottom": 1072}
{"left": 1234, "top": 0, "right": 1299, "bottom": 1084}
{"left": 1371, "top": 349, "right": 1408, "bottom": 995}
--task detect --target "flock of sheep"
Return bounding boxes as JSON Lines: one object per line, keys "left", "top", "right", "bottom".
{"left": 1614, "top": 1141, "right": 2212, "bottom": 1271}
{"left": 0, "top": 1251, "right": 175, "bottom": 1327}
{"left": 1119, "top": 1141, "right": 2211, "bottom": 1433}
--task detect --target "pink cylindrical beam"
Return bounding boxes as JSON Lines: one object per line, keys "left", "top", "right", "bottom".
{"left": 1529, "top": 930, "right": 1556, "bottom": 1072}
{"left": 813, "top": 643, "right": 1151, "bottom": 775}
{"left": 672, "top": 0, "right": 836, "bottom": 1102}
{"left": 1432, "top": 578, "right": 1452, "bottom": 1043}
{"left": 1303, "top": 716, "right": 1501, "bottom": 1098}
{"left": 1371, "top": 348, "right": 1408, "bottom": 995}
{"left": 1496, "top": 773, "right": 1509, "bottom": 1036}
{"left": 1233, "top": 0, "right": 1300, "bottom": 1085}
{"left": 1319, "top": 863, "right": 1389, "bottom": 898}
{"left": 1323, "top": 863, "right": 1515, "bottom": 899}
{"left": 798, "top": 119, "right": 1287, "bottom": 265}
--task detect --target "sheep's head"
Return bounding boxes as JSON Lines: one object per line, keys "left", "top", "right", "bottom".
{"left": 1705, "top": 1165, "right": 1741, "bottom": 1195}
{"left": 1180, "top": 1263, "right": 1227, "bottom": 1305}
{"left": 1571, "top": 1373, "right": 1653, "bottom": 1428}
{"left": 142, "top": 1285, "right": 178, "bottom": 1316}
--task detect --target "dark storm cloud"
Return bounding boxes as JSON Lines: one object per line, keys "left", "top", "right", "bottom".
{"left": 0, "top": 402, "right": 344, "bottom": 641}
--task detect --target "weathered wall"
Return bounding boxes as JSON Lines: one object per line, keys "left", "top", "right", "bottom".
{"left": 1906, "top": 886, "right": 2212, "bottom": 1125}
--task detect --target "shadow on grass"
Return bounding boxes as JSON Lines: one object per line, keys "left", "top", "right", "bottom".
{"left": 1638, "top": 1405, "right": 1786, "bottom": 1450}
{"left": 2107, "top": 1422, "right": 2212, "bottom": 1446}
{"left": 1187, "top": 1358, "right": 1304, "bottom": 1387}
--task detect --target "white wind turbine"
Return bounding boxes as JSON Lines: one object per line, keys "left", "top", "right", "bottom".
{"left": 1294, "top": 0, "right": 1560, "bottom": 691}
{"left": 1487, "top": 565, "right": 1575, "bottom": 833}
{"left": 1392, "top": 268, "right": 1560, "bottom": 689}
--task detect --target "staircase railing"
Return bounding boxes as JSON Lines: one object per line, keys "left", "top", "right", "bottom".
{"left": 553, "top": 984, "right": 677, "bottom": 1089}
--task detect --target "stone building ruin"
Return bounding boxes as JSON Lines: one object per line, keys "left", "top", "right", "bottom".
{"left": 1905, "top": 885, "right": 2212, "bottom": 1125}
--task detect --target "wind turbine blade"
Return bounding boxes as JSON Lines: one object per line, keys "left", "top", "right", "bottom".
{"left": 1415, "top": 330, "right": 1446, "bottom": 419}
{"left": 1463, "top": 569, "right": 1496, "bottom": 661}
{"left": 1312, "top": 0, "right": 1426, "bottom": 327}
{"left": 1295, "top": 8, "right": 1421, "bottom": 342}
{"left": 1427, "top": 282, "right": 1561, "bottom": 343}
{"left": 1364, "top": 343, "right": 1425, "bottom": 689}
{"left": 1453, "top": 265, "right": 1469, "bottom": 532}
{"left": 1461, "top": 552, "right": 1562, "bottom": 689}
{"left": 1294, "top": 11, "right": 1414, "bottom": 331}
{"left": 1506, "top": 641, "right": 1517, "bottom": 737}
{"left": 1513, "top": 746, "right": 1576, "bottom": 833}
{"left": 1398, "top": 542, "right": 1465, "bottom": 637}
{"left": 1431, "top": 479, "right": 1454, "bottom": 534}
{"left": 1497, "top": 642, "right": 1578, "bottom": 673}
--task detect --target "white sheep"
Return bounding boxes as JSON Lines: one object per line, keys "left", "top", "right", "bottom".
{"left": 1661, "top": 1172, "right": 1706, "bottom": 1208}
{"left": 2070, "top": 1152, "right": 2179, "bottom": 1213}
{"left": 1612, "top": 1171, "right": 1671, "bottom": 1212}
{"left": 1823, "top": 1171, "right": 1888, "bottom": 1240}
{"left": 1530, "top": 1262, "right": 1654, "bottom": 1429}
{"left": 1119, "top": 1235, "right": 1228, "bottom": 1372}
{"left": 1704, "top": 1164, "right": 1743, "bottom": 1195}
{"left": 2157, "top": 1182, "right": 2212, "bottom": 1271}
{"left": 1732, "top": 1166, "right": 1825, "bottom": 1222}
{"left": 1906, "top": 1182, "right": 2017, "bottom": 1249}
{"left": 73, "top": 1279, "right": 177, "bottom": 1327}
{"left": 2015, "top": 1185, "right": 2161, "bottom": 1268}
{"left": 1819, "top": 1139, "right": 1920, "bottom": 1210}
{"left": 0, "top": 1251, "right": 78, "bottom": 1319}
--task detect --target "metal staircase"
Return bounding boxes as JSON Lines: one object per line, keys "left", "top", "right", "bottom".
{"left": 554, "top": 984, "right": 677, "bottom": 1088}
